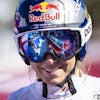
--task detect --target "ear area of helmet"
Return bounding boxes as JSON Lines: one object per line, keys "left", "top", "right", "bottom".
{"left": 80, "top": 15, "right": 92, "bottom": 46}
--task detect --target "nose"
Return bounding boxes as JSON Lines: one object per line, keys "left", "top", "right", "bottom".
{"left": 43, "top": 54, "right": 57, "bottom": 65}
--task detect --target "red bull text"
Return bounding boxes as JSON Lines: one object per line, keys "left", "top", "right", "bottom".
{"left": 29, "top": 13, "right": 60, "bottom": 22}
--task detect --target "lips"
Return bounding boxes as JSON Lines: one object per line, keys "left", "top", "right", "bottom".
{"left": 41, "top": 64, "right": 63, "bottom": 73}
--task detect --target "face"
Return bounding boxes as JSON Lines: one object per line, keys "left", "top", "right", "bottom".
{"left": 30, "top": 54, "right": 76, "bottom": 85}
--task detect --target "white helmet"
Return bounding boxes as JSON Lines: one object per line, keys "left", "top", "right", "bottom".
{"left": 14, "top": 0, "right": 92, "bottom": 64}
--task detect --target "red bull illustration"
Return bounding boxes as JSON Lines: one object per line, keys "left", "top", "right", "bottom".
{"left": 29, "top": 2, "right": 60, "bottom": 22}
{"left": 29, "top": 5, "right": 42, "bottom": 13}
{"left": 46, "top": 3, "right": 59, "bottom": 11}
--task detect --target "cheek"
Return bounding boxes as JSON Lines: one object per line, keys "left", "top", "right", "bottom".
{"left": 65, "top": 57, "right": 76, "bottom": 72}
{"left": 62, "top": 63, "right": 72, "bottom": 75}
{"left": 30, "top": 62, "right": 41, "bottom": 73}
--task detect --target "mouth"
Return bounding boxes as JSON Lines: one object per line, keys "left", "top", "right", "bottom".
{"left": 41, "top": 64, "right": 63, "bottom": 73}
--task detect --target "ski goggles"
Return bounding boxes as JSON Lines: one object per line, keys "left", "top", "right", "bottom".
{"left": 16, "top": 28, "right": 81, "bottom": 62}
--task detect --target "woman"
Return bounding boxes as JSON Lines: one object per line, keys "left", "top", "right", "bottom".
{"left": 8, "top": 0, "right": 100, "bottom": 100}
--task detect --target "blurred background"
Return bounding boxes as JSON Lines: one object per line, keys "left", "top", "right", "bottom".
{"left": 0, "top": 0, "right": 100, "bottom": 100}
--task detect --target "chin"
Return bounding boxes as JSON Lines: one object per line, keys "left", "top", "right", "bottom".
{"left": 44, "top": 76, "right": 66, "bottom": 85}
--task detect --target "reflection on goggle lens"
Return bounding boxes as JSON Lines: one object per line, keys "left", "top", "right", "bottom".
{"left": 21, "top": 29, "right": 81, "bottom": 62}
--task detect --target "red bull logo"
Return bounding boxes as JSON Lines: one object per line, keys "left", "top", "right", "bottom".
{"left": 29, "top": 2, "right": 60, "bottom": 22}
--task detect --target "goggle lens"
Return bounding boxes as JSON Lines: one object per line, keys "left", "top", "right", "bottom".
{"left": 20, "top": 29, "right": 80, "bottom": 62}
